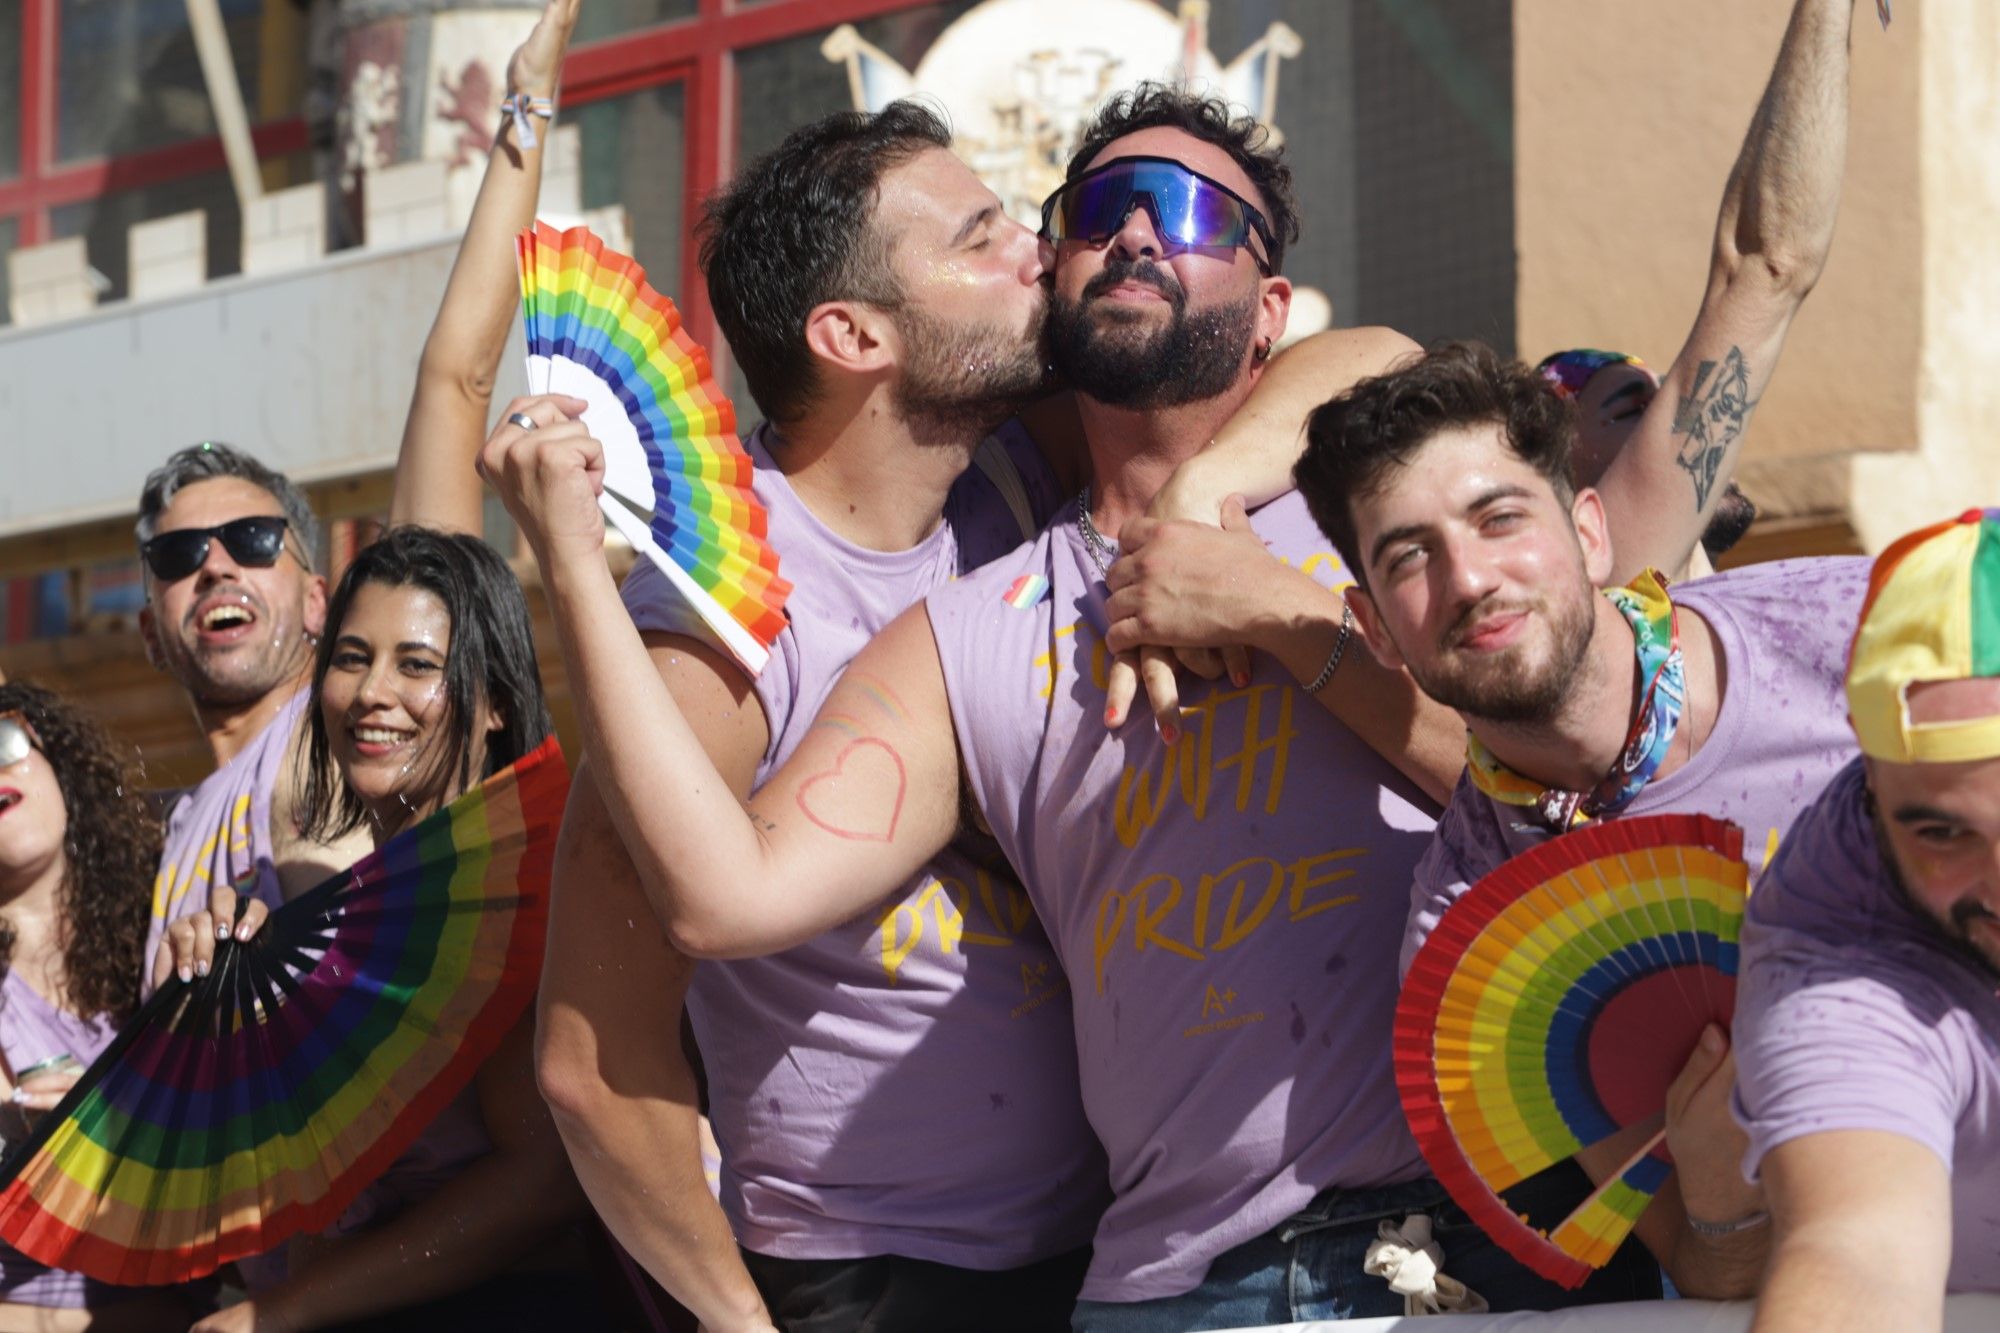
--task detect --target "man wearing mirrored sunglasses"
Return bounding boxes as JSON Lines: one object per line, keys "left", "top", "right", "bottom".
{"left": 134, "top": 443, "right": 375, "bottom": 997}
{"left": 483, "top": 84, "right": 1658, "bottom": 1330}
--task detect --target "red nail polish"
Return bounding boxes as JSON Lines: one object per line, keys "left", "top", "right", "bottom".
{"left": 1104, "top": 706, "right": 1118, "bottom": 726}
{"left": 1232, "top": 670, "right": 1249, "bottom": 688}
{"left": 1161, "top": 723, "right": 1179, "bottom": 745}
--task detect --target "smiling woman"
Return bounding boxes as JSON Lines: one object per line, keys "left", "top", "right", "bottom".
{"left": 156, "top": 525, "right": 594, "bottom": 1331}
{"left": 296, "top": 527, "right": 550, "bottom": 845}
{"left": 0, "top": 682, "right": 205, "bottom": 1326}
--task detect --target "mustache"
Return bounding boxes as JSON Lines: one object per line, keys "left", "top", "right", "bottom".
{"left": 1081, "top": 258, "right": 1184, "bottom": 306}
{"left": 1951, "top": 898, "right": 2000, "bottom": 938}
{"left": 1443, "top": 594, "right": 1534, "bottom": 649}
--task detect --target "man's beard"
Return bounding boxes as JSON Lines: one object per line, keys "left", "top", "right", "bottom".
{"left": 890, "top": 298, "right": 1051, "bottom": 441}
{"left": 1407, "top": 586, "right": 1598, "bottom": 726}
{"left": 165, "top": 586, "right": 312, "bottom": 709}
{"left": 1045, "top": 258, "right": 1257, "bottom": 410}
{"left": 1873, "top": 797, "right": 2000, "bottom": 983}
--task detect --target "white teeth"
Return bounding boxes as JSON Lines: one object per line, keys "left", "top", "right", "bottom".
{"left": 202, "top": 606, "right": 252, "bottom": 630}
{"left": 355, "top": 728, "right": 411, "bottom": 746}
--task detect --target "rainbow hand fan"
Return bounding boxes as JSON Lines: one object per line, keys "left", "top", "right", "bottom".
{"left": 1395, "top": 813, "right": 1748, "bottom": 1289}
{"left": 0, "top": 739, "right": 567, "bottom": 1286}
{"left": 518, "top": 222, "right": 790, "bottom": 674}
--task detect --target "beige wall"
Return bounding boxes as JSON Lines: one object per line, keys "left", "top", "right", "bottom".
{"left": 1515, "top": 0, "right": 1925, "bottom": 538}
{"left": 1850, "top": 0, "right": 2000, "bottom": 549}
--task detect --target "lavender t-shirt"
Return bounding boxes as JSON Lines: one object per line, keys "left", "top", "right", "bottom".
{"left": 145, "top": 689, "right": 304, "bottom": 994}
{"left": 623, "top": 421, "right": 1107, "bottom": 1269}
{"left": 925, "top": 491, "right": 1439, "bottom": 1302}
{"left": 0, "top": 974, "right": 131, "bottom": 1308}
{"left": 1734, "top": 759, "right": 2000, "bottom": 1292}
{"left": 1403, "top": 557, "right": 1869, "bottom": 975}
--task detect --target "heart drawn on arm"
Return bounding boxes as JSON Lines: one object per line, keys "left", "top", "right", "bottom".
{"left": 795, "top": 738, "right": 907, "bottom": 842}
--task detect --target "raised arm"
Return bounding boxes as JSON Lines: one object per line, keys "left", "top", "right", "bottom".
{"left": 477, "top": 395, "right": 963, "bottom": 959}
{"left": 1752, "top": 1130, "right": 1949, "bottom": 1333}
{"left": 1597, "top": 0, "right": 1855, "bottom": 582}
{"left": 390, "top": 0, "right": 578, "bottom": 533}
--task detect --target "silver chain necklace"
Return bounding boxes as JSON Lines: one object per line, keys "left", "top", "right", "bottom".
{"left": 1077, "top": 484, "right": 1117, "bottom": 578}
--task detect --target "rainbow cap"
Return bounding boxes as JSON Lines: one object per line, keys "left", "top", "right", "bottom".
{"left": 1535, "top": 349, "right": 1651, "bottom": 402}
{"left": 1847, "top": 508, "right": 2000, "bottom": 763}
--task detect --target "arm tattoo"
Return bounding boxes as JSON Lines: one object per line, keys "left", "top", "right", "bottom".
{"left": 1670, "top": 346, "right": 1758, "bottom": 514}
{"left": 747, "top": 811, "right": 778, "bottom": 834}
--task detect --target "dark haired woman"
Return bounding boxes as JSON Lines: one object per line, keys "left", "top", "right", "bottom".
{"left": 164, "top": 528, "right": 592, "bottom": 1333}
{"left": 0, "top": 683, "right": 205, "bottom": 1328}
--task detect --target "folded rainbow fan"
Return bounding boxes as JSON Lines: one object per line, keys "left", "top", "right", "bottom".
{"left": 518, "top": 222, "right": 789, "bottom": 674}
{"left": 0, "top": 739, "right": 568, "bottom": 1286}
{"left": 1394, "top": 812, "right": 1748, "bottom": 1289}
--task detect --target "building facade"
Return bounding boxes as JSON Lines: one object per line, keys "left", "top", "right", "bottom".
{"left": 0, "top": 0, "right": 1990, "bottom": 781}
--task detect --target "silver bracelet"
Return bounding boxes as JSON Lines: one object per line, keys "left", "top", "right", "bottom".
{"left": 1304, "top": 602, "right": 1356, "bottom": 696}
{"left": 1685, "top": 1208, "right": 1769, "bottom": 1239}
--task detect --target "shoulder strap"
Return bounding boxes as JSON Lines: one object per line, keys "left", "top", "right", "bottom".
{"left": 973, "top": 433, "right": 1037, "bottom": 543}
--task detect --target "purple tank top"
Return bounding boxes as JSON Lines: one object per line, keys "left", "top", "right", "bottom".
{"left": 925, "top": 491, "right": 1438, "bottom": 1302}
{"left": 145, "top": 689, "right": 305, "bottom": 995}
{"left": 622, "top": 421, "right": 1107, "bottom": 1269}
{"left": 0, "top": 973, "right": 139, "bottom": 1307}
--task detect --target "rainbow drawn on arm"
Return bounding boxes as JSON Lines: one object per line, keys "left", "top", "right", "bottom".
{"left": 517, "top": 222, "right": 790, "bottom": 673}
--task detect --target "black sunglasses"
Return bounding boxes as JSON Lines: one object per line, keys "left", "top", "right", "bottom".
{"left": 140, "top": 515, "right": 292, "bottom": 582}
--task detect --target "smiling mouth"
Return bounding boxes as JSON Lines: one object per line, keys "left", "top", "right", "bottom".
{"left": 1449, "top": 609, "right": 1530, "bottom": 652}
{"left": 191, "top": 592, "right": 262, "bottom": 638}
{"left": 351, "top": 726, "right": 416, "bottom": 752}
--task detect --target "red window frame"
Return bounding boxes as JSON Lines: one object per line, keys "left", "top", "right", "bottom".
{"left": 5, "top": 0, "right": 936, "bottom": 354}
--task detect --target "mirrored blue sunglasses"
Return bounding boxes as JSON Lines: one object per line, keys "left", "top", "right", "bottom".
{"left": 1040, "top": 155, "right": 1277, "bottom": 276}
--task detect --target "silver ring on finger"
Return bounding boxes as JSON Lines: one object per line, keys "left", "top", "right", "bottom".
{"left": 507, "top": 411, "right": 539, "bottom": 431}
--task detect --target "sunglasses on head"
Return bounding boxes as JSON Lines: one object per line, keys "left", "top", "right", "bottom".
{"left": 0, "top": 711, "right": 40, "bottom": 770}
{"left": 1040, "top": 155, "right": 1277, "bottom": 277}
{"left": 140, "top": 515, "right": 292, "bottom": 583}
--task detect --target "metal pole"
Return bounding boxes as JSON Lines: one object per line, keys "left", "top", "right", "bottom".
{"left": 184, "top": 0, "right": 265, "bottom": 209}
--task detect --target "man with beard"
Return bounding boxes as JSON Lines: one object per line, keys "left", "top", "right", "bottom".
{"left": 528, "top": 102, "right": 1419, "bottom": 1331}
{"left": 1733, "top": 508, "right": 2000, "bottom": 1329}
{"left": 1295, "top": 339, "right": 1871, "bottom": 1296}
{"left": 138, "top": 1, "right": 585, "bottom": 995}
{"left": 136, "top": 441, "right": 371, "bottom": 977}
{"left": 487, "top": 87, "right": 1655, "bottom": 1328}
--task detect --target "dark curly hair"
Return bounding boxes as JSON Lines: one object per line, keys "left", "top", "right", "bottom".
{"left": 0, "top": 682, "right": 159, "bottom": 1023}
{"left": 700, "top": 101, "right": 954, "bottom": 426}
{"left": 297, "top": 527, "right": 553, "bottom": 841}
{"left": 1067, "top": 82, "right": 1300, "bottom": 274}
{"left": 1296, "top": 340, "right": 1575, "bottom": 589}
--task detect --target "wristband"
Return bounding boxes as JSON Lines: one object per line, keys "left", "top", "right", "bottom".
{"left": 1304, "top": 602, "right": 1355, "bottom": 696}
{"left": 1685, "top": 1209, "right": 1769, "bottom": 1239}
{"left": 500, "top": 93, "right": 557, "bottom": 149}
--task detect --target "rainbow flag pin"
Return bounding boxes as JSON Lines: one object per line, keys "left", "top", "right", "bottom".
{"left": 1001, "top": 574, "right": 1049, "bottom": 609}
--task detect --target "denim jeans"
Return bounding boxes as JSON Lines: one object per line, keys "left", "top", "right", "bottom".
{"left": 1072, "top": 1166, "right": 1660, "bottom": 1332}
